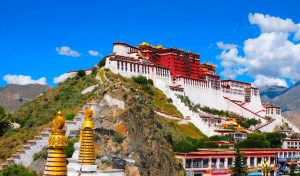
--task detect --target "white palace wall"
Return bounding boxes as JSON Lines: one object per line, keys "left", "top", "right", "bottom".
{"left": 105, "top": 55, "right": 300, "bottom": 133}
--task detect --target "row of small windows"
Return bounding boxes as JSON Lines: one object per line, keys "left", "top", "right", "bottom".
{"left": 266, "top": 109, "right": 281, "bottom": 115}
{"left": 116, "top": 61, "right": 169, "bottom": 77}
{"left": 185, "top": 157, "right": 275, "bottom": 169}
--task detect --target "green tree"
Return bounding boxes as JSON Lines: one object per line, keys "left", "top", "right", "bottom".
{"left": 236, "top": 133, "right": 270, "bottom": 148}
{"left": 232, "top": 148, "right": 247, "bottom": 176}
{"left": 0, "top": 164, "right": 37, "bottom": 176}
{"left": 77, "top": 70, "right": 86, "bottom": 77}
{"left": 147, "top": 79, "right": 154, "bottom": 85}
{"left": 91, "top": 66, "right": 98, "bottom": 75}
{"left": 0, "top": 106, "right": 11, "bottom": 136}
{"left": 97, "top": 57, "right": 107, "bottom": 67}
{"left": 265, "top": 132, "right": 286, "bottom": 148}
{"left": 65, "top": 138, "right": 78, "bottom": 158}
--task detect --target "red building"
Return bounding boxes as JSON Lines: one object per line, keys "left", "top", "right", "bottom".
{"left": 138, "top": 42, "right": 202, "bottom": 80}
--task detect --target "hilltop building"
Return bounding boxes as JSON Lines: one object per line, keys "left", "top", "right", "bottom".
{"left": 104, "top": 42, "right": 299, "bottom": 135}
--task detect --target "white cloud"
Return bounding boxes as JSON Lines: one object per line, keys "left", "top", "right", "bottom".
{"left": 253, "top": 75, "right": 288, "bottom": 88}
{"left": 295, "top": 24, "right": 300, "bottom": 40}
{"left": 249, "top": 13, "right": 299, "bottom": 33}
{"left": 56, "top": 46, "right": 81, "bottom": 57}
{"left": 217, "top": 13, "right": 300, "bottom": 87}
{"left": 3, "top": 74, "right": 47, "bottom": 85}
{"left": 217, "top": 42, "right": 247, "bottom": 79}
{"left": 216, "top": 42, "right": 237, "bottom": 50}
{"left": 53, "top": 73, "right": 70, "bottom": 84}
{"left": 88, "top": 50, "right": 102, "bottom": 57}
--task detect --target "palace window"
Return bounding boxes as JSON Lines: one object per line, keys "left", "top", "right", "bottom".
{"left": 193, "top": 159, "right": 203, "bottom": 168}
{"left": 211, "top": 158, "right": 217, "bottom": 168}
{"left": 257, "top": 157, "right": 262, "bottom": 164}
{"left": 219, "top": 158, "right": 225, "bottom": 168}
{"left": 203, "top": 159, "right": 209, "bottom": 168}
{"left": 185, "top": 159, "right": 192, "bottom": 168}
{"left": 250, "top": 157, "right": 255, "bottom": 166}
{"left": 228, "top": 158, "right": 233, "bottom": 167}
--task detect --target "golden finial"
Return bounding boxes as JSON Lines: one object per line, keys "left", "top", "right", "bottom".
{"left": 82, "top": 108, "right": 94, "bottom": 129}
{"left": 53, "top": 111, "right": 65, "bottom": 130}
{"left": 43, "top": 111, "right": 68, "bottom": 176}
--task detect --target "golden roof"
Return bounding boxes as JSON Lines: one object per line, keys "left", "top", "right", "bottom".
{"left": 156, "top": 44, "right": 164, "bottom": 49}
{"left": 139, "top": 41, "right": 150, "bottom": 46}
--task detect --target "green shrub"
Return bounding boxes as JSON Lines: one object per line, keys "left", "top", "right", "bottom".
{"left": 237, "top": 118, "right": 260, "bottom": 128}
{"left": 0, "top": 106, "right": 12, "bottom": 136}
{"left": 0, "top": 164, "right": 37, "bottom": 176}
{"left": 173, "top": 139, "right": 198, "bottom": 153}
{"left": 148, "top": 79, "right": 154, "bottom": 85}
{"left": 65, "top": 138, "right": 78, "bottom": 158}
{"left": 77, "top": 70, "right": 86, "bottom": 77}
{"left": 142, "top": 84, "right": 153, "bottom": 95}
{"left": 65, "top": 113, "right": 75, "bottom": 121}
{"left": 167, "top": 98, "right": 173, "bottom": 103}
{"left": 132, "top": 76, "right": 148, "bottom": 85}
{"left": 209, "top": 134, "right": 234, "bottom": 141}
{"left": 92, "top": 66, "right": 98, "bottom": 75}
{"left": 23, "top": 118, "right": 38, "bottom": 129}
{"left": 113, "top": 132, "right": 124, "bottom": 144}
{"left": 103, "top": 159, "right": 112, "bottom": 166}
{"left": 33, "top": 149, "right": 47, "bottom": 161}
{"left": 97, "top": 57, "right": 107, "bottom": 68}
{"left": 200, "top": 106, "right": 231, "bottom": 117}
{"left": 265, "top": 116, "right": 272, "bottom": 121}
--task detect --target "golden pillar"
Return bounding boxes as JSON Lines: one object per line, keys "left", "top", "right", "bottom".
{"left": 78, "top": 108, "right": 95, "bottom": 165}
{"left": 43, "top": 111, "right": 68, "bottom": 176}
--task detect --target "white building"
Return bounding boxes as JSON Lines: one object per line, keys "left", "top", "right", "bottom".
{"left": 104, "top": 42, "right": 299, "bottom": 134}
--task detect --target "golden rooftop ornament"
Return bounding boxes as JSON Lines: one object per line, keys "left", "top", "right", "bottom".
{"left": 43, "top": 111, "right": 68, "bottom": 176}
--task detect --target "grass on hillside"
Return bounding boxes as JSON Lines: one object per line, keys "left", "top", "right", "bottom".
{"left": 98, "top": 69, "right": 106, "bottom": 84}
{"left": 152, "top": 88, "right": 183, "bottom": 118}
{"left": 157, "top": 116, "right": 206, "bottom": 142}
{"left": 177, "top": 123, "right": 205, "bottom": 139}
{"left": 0, "top": 74, "right": 98, "bottom": 162}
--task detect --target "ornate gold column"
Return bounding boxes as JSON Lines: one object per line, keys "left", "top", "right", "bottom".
{"left": 43, "top": 111, "right": 68, "bottom": 176}
{"left": 78, "top": 108, "right": 95, "bottom": 165}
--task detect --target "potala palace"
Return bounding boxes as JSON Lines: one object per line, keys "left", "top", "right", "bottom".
{"left": 104, "top": 42, "right": 299, "bottom": 136}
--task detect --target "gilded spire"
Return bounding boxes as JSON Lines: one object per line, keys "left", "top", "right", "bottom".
{"left": 43, "top": 111, "right": 68, "bottom": 176}
{"left": 78, "top": 108, "right": 95, "bottom": 165}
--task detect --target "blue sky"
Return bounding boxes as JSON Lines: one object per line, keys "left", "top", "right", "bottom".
{"left": 1, "top": 0, "right": 300, "bottom": 87}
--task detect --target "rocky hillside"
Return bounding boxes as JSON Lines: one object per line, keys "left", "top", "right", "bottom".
{"left": 0, "top": 84, "right": 50, "bottom": 113}
{"left": 260, "top": 82, "right": 300, "bottom": 128}
{"left": 282, "top": 111, "right": 300, "bottom": 128}
{"left": 0, "top": 69, "right": 205, "bottom": 175}
{"left": 260, "top": 85, "right": 286, "bottom": 103}
{"left": 260, "top": 82, "right": 300, "bottom": 111}
{"left": 271, "top": 81, "right": 300, "bottom": 111}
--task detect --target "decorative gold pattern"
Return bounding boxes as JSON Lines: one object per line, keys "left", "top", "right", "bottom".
{"left": 43, "top": 112, "right": 67, "bottom": 176}
{"left": 78, "top": 108, "right": 95, "bottom": 165}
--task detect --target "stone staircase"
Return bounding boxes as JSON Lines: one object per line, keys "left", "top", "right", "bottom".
{"left": 224, "top": 97, "right": 267, "bottom": 122}
{"left": 0, "top": 102, "right": 100, "bottom": 170}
